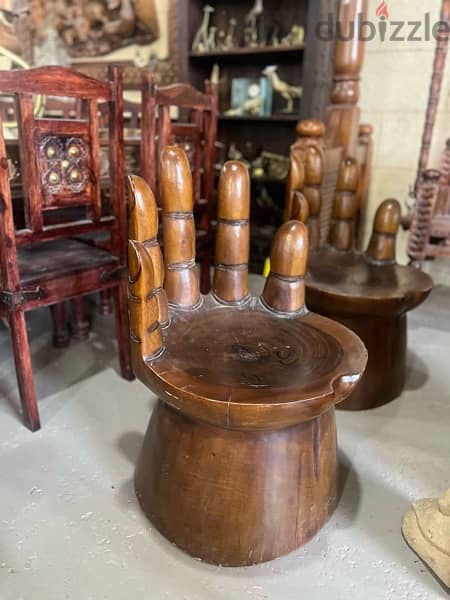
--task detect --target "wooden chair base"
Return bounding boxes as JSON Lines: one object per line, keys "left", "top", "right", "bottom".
{"left": 135, "top": 400, "right": 338, "bottom": 567}
{"left": 322, "top": 313, "right": 407, "bottom": 411}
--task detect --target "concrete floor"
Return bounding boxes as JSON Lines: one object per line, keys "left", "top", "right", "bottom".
{"left": 0, "top": 275, "right": 449, "bottom": 599}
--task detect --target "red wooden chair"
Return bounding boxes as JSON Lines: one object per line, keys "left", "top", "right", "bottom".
{"left": 140, "top": 71, "right": 218, "bottom": 293}
{"left": 0, "top": 65, "right": 133, "bottom": 431}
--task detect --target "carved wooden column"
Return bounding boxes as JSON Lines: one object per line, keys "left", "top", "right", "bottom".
{"left": 325, "top": 0, "right": 368, "bottom": 158}
{"left": 415, "top": 0, "right": 450, "bottom": 189}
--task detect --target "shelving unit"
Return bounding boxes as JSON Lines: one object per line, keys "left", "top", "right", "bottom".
{"left": 179, "top": 0, "right": 337, "bottom": 270}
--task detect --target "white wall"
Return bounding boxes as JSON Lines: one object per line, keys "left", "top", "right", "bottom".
{"left": 359, "top": 0, "right": 450, "bottom": 259}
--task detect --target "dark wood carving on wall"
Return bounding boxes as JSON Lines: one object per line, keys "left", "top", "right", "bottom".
{"left": 37, "top": 0, "right": 159, "bottom": 57}
{"left": 1, "top": 0, "right": 182, "bottom": 88}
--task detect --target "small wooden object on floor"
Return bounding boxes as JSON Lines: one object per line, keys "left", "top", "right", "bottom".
{"left": 402, "top": 489, "right": 450, "bottom": 588}
{"left": 305, "top": 167, "right": 433, "bottom": 410}
{"left": 127, "top": 146, "right": 367, "bottom": 566}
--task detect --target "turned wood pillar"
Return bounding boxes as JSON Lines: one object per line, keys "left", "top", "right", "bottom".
{"left": 325, "top": 0, "right": 368, "bottom": 158}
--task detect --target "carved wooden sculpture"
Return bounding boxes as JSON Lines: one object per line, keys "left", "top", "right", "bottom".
{"left": 306, "top": 165, "right": 433, "bottom": 410}
{"left": 128, "top": 146, "right": 367, "bottom": 566}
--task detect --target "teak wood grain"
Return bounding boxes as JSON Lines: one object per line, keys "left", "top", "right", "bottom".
{"left": 0, "top": 65, "right": 133, "bottom": 431}
{"left": 127, "top": 146, "right": 367, "bottom": 566}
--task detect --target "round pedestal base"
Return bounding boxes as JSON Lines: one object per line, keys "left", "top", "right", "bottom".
{"left": 135, "top": 401, "right": 338, "bottom": 566}
{"left": 331, "top": 313, "right": 407, "bottom": 410}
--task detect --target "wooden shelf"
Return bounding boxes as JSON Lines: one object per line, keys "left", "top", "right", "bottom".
{"left": 218, "top": 114, "right": 299, "bottom": 123}
{"left": 190, "top": 45, "right": 305, "bottom": 60}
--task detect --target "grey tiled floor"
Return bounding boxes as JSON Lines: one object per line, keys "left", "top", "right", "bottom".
{"left": 0, "top": 275, "right": 449, "bottom": 599}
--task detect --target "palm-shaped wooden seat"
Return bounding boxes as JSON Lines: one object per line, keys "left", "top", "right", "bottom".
{"left": 127, "top": 146, "right": 367, "bottom": 567}
{"left": 305, "top": 159, "right": 433, "bottom": 410}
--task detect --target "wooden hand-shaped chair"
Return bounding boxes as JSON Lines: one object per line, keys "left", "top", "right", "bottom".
{"left": 127, "top": 146, "right": 367, "bottom": 566}
{"left": 305, "top": 158, "right": 433, "bottom": 410}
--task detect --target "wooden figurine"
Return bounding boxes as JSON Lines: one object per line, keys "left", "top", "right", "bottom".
{"left": 305, "top": 162, "right": 433, "bottom": 411}
{"left": 128, "top": 146, "right": 367, "bottom": 566}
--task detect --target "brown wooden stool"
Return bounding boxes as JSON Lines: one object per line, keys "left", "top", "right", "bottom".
{"left": 306, "top": 160, "right": 433, "bottom": 411}
{"left": 127, "top": 146, "right": 367, "bottom": 566}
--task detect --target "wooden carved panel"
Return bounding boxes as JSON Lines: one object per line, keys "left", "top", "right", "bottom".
{"left": 38, "top": 135, "right": 90, "bottom": 205}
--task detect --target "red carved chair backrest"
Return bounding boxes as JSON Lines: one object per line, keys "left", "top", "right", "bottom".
{"left": 0, "top": 65, "right": 125, "bottom": 252}
{"left": 140, "top": 71, "right": 218, "bottom": 216}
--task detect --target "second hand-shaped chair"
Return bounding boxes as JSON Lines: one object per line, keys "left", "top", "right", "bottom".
{"left": 127, "top": 146, "right": 367, "bottom": 566}
{"left": 305, "top": 158, "right": 433, "bottom": 410}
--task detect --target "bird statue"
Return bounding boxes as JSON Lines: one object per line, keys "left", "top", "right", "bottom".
{"left": 262, "top": 65, "right": 303, "bottom": 113}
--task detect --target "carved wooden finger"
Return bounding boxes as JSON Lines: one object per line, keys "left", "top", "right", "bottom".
{"left": 284, "top": 151, "right": 305, "bottom": 222}
{"left": 291, "top": 191, "right": 309, "bottom": 224}
{"left": 213, "top": 160, "right": 250, "bottom": 304}
{"left": 328, "top": 157, "right": 359, "bottom": 251}
{"left": 127, "top": 175, "right": 169, "bottom": 327}
{"left": 262, "top": 221, "right": 308, "bottom": 313}
{"left": 160, "top": 145, "right": 201, "bottom": 308}
{"left": 291, "top": 120, "right": 325, "bottom": 251}
{"left": 127, "top": 174, "right": 166, "bottom": 363}
{"left": 365, "top": 199, "right": 401, "bottom": 263}
{"left": 295, "top": 119, "right": 326, "bottom": 143}
{"left": 303, "top": 145, "right": 323, "bottom": 251}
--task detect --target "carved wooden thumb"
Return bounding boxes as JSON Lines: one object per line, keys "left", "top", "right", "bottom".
{"left": 365, "top": 198, "right": 401, "bottom": 263}
{"left": 262, "top": 220, "right": 308, "bottom": 314}
{"left": 127, "top": 175, "right": 167, "bottom": 363}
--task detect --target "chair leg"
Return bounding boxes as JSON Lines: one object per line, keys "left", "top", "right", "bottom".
{"left": 51, "top": 303, "right": 70, "bottom": 348}
{"left": 9, "top": 309, "right": 40, "bottom": 431}
{"left": 112, "top": 282, "right": 134, "bottom": 381}
{"left": 71, "top": 296, "right": 90, "bottom": 340}
{"left": 99, "top": 290, "right": 113, "bottom": 315}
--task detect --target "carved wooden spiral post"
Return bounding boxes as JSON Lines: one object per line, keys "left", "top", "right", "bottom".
{"left": 436, "top": 139, "right": 450, "bottom": 215}
{"left": 128, "top": 146, "right": 367, "bottom": 566}
{"left": 306, "top": 196, "right": 433, "bottom": 411}
{"left": 407, "top": 170, "right": 441, "bottom": 265}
